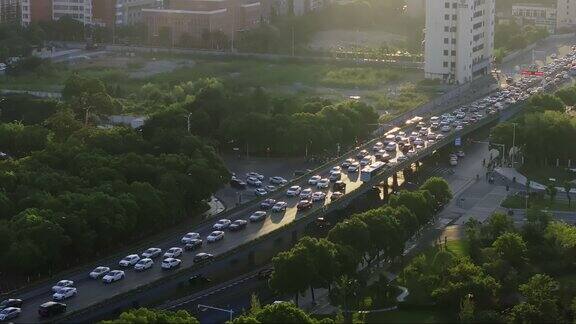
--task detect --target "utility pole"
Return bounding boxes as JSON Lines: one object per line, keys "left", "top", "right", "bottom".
{"left": 291, "top": 25, "right": 295, "bottom": 57}
{"left": 511, "top": 123, "right": 516, "bottom": 166}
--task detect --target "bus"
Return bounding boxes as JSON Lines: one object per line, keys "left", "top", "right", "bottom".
{"left": 360, "top": 161, "right": 386, "bottom": 182}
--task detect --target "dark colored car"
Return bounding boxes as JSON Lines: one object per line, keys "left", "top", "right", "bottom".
{"left": 193, "top": 253, "right": 214, "bottom": 263}
{"left": 189, "top": 274, "right": 211, "bottom": 286}
{"left": 229, "top": 219, "right": 248, "bottom": 231}
{"left": 38, "top": 302, "right": 66, "bottom": 318}
{"left": 297, "top": 200, "right": 313, "bottom": 211}
{"left": 0, "top": 299, "right": 22, "bottom": 311}
{"left": 333, "top": 181, "right": 346, "bottom": 192}
{"left": 257, "top": 268, "right": 273, "bottom": 280}
{"left": 230, "top": 178, "right": 247, "bottom": 189}
{"left": 260, "top": 198, "right": 276, "bottom": 209}
{"left": 184, "top": 239, "right": 203, "bottom": 251}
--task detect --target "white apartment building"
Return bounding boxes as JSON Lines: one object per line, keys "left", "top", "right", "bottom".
{"left": 115, "top": 0, "right": 163, "bottom": 25}
{"left": 425, "top": 0, "right": 495, "bottom": 84}
{"left": 20, "top": 0, "right": 30, "bottom": 24}
{"left": 557, "top": 0, "right": 576, "bottom": 31}
{"left": 52, "top": 0, "right": 93, "bottom": 24}
{"left": 512, "top": 3, "right": 556, "bottom": 34}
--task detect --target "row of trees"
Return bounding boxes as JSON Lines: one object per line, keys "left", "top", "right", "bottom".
{"left": 268, "top": 178, "right": 452, "bottom": 310}
{"left": 140, "top": 78, "right": 380, "bottom": 156}
{"left": 0, "top": 90, "right": 229, "bottom": 277}
{"left": 490, "top": 90, "right": 576, "bottom": 166}
{"left": 401, "top": 210, "right": 576, "bottom": 323}
{"left": 494, "top": 22, "right": 549, "bottom": 63}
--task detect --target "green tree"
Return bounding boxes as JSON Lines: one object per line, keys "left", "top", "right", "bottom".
{"left": 270, "top": 246, "right": 314, "bottom": 306}
{"left": 508, "top": 274, "right": 560, "bottom": 323}
{"left": 327, "top": 217, "right": 370, "bottom": 260}
{"left": 492, "top": 232, "right": 528, "bottom": 269}
{"left": 389, "top": 190, "right": 433, "bottom": 224}
{"left": 420, "top": 177, "right": 452, "bottom": 207}
{"left": 101, "top": 308, "right": 199, "bottom": 324}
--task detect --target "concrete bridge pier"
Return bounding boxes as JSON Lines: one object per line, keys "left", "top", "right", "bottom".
{"left": 392, "top": 173, "right": 399, "bottom": 191}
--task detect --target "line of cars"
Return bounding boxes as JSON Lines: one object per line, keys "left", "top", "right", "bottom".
{"left": 230, "top": 172, "right": 290, "bottom": 197}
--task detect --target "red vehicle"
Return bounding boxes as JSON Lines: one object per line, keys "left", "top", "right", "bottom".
{"left": 297, "top": 200, "right": 313, "bottom": 211}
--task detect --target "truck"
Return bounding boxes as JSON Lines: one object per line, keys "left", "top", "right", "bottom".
{"left": 360, "top": 161, "right": 386, "bottom": 182}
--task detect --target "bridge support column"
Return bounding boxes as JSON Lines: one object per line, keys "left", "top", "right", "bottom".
{"left": 248, "top": 250, "right": 256, "bottom": 267}
{"left": 291, "top": 230, "right": 298, "bottom": 245}
{"left": 392, "top": 173, "right": 399, "bottom": 192}
{"left": 382, "top": 182, "right": 389, "bottom": 199}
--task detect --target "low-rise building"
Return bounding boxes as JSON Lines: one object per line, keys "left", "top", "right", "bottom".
{"left": 512, "top": 3, "right": 556, "bottom": 34}
{"left": 143, "top": 0, "right": 265, "bottom": 48}
{"left": 557, "top": 0, "right": 576, "bottom": 31}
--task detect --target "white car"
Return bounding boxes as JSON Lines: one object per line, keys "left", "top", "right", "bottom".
{"left": 246, "top": 172, "right": 265, "bottom": 180}
{"left": 331, "top": 166, "right": 342, "bottom": 173}
{"left": 102, "top": 270, "right": 125, "bottom": 283}
{"left": 52, "top": 287, "right": 77, "bottom": 301}
{"left": 0, "top": 307, "right": 21, "bottom": 321}
{"left": 161, "top": 258, "right": 182, "bottom": 270}
{"left": 134, "top": 258, "right": 154, "bottom": 271}
{"left": 300, "top": 188, "right": 313, "bottom": 199}
{"left": 207, "top": 231, "right": 225, "bottom": 242}
{"left": 89, "top": 266, "right": 110, "bottom": 279}
{"left": 308, "top": 175, "right": 321, "bottom": 185}
{"left": 311, "top": 191, "right": 326, "bottom": 202}
{"left": 51, "top": 280, "right": 74, "bottom": 293}
{"left": 254, "top": 188, "right": 268, "bottom": 196}
{"left": 119, "top": 254, "right": 140, "bottom": 267}
{"left": 246, "top": 177, "right": 262, "bottom": 187}
{"left": 316, "top": 178, "right": 330, "bottom": 189}
{"left": 181, "top": 232, "right": 200, "bottom": 244}
{"left": 271, "top": 201, "right": 288, "bottom": 212}
{"left": 142, "top": 247, "right": 162, "bottom": 259}
{"left": 286, "top": 186, "right": 302, "bottom": 196}
{"left": 441, "top": 125, "right": 451, "bottom": 132}
{"left": 249, "top": 211, "right": 267, "bottom": 222}
{"left": 269, "top": 176, "right": 287, "bottom": 185}
{"left": 163, "top": 247, "right": 183, "bottom": 259}
{"left": 213, "top": 219, "right": 231, "bottom": 230}
{"left": 347, "top": 162, "right": 360, "bottom": 173}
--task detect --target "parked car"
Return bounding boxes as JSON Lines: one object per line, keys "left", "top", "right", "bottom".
{"left": 89, "top": 267, "right": 110, "bottom": 279}
{"left": 134, "top": 258, "right": 154, "bottom": 271}
{"left": 229, "top": 219, "right": 248, "bottom": 231}
{"left": 161, "top": 258, "right": 182, "bottom": 270}
{"left": 38, "top": 302, "right": 66, "bottom": 318}
{"left": 246, "top": 176, "right": 262, "bottom": 187}
{"left": 207, "top": 231, "right": 225, "bottom": 242}
{"left": 254, "top": 188, "right": 267, "bottom": 196}
{"left": 269, "top": 176, "right": 287, "bottom": 185}
{"left": 52, "top": 287, "right": 77, "bottom": 301}
{"left": 249, "top": 211, "right": 267, "bottom": 222}
{"left": 51, "top": 280, "right": 74, "bottom": 293}
{"left": 300, "top": 188, "right": 313, "bottom": 199}
{"left": 311, "top": 191, "right": 326, "bottom": 202}
{"left": 102, "top": 270, "right": 125, "bottom": 284}
{"left": 246, "top": 172, "right": 264, "bottom": 180}
{"left": 230, "top": 178, "right": 247, "bottom": 189}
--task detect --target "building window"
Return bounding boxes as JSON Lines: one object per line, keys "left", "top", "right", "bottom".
{"left": 451, "top": 62, "right": 456, "bottom": 68}
{"left": 451, "top": 38, "right": 456, "bottom": 44}
{"left": 445, "top": 2, "right": 450, "bottom": 8}
{"left": 445, "top": 14, "right": 450, "bottom": 20}
{"left": 452, "top": 14, "right": 457, "bottom": 20}
{"left": 444, "top": 26, "right": 449, "bottom": 32}
{"left": 444, "top": 38, "right": 449, "bottom": 44}
{"left": 452, "top": 2, "right": 457, "bottom": 8}
{"left": 451, "top": 50, "right": 456, "bottom": 56}
{"left": 443, "top": 61, "right": 449, "bottom": 67}
{"left": 444, "top": 50, "right": 449, "bottom": 55}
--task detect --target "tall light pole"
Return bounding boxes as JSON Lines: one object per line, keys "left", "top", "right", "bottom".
{"left": 511, "top": 123, "right": 517, "bottom": 167}
{"left": 184, "top": 113, "right": 192, "bottom": 133}
{"left": 197, "top": 304, "right": 234, "bottom": 322}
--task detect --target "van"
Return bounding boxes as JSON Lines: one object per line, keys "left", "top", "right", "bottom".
{"left": 38, "top": 302, "right": 66, "bottom": 318}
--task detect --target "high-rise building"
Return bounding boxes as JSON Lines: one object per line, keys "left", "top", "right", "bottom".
{"left": 51, "top": 0, "right": 93, "bottom": 24}
{"left": 424, "top": 0, "right": 495, "bottom": 84}
{"left": 21, "top": 0, "right": 52, "bottom": 25}
{"left": 512, "top": 3, "right": 556, "bottom": 34}
{"left": 0, "top": 0, "right": 20, "bottom": 24}
{"left": 557, "top": 0, "right": 576, "bottom": 31}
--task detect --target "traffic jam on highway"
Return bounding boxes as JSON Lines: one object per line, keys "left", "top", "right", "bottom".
{"left": 3, "top": 48, "right": 576, "bottom": 323}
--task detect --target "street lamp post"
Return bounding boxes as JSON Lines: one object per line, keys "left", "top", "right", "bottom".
{"left": 198, "top": 304, "right": 234, "bottom": 322}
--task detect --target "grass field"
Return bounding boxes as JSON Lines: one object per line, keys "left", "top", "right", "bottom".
{"left": 445, "top": 240, "right": 469, "bottom": 258}
{"left": 0, "top": 55, "right": 423, "bottom": 94}
{"left": 518, "top": 164, "right": 576, "bottom": 186}
{"left": 502, "top": 194, "right": 576, "bottom": 212}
